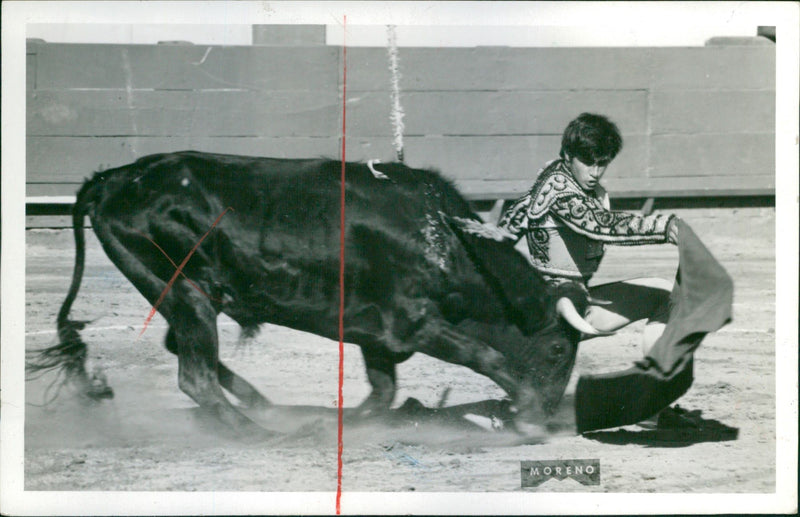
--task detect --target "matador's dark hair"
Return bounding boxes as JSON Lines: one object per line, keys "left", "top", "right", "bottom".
{"left": 559, "top": 113, "right": 623, "bottom": 166}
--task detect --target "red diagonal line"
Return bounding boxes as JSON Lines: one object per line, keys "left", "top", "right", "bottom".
{"left": 336, "top": 14, "right": 347, "bottom": 516}
{"left": 140, "top": 207, "right": 234, "bottom": 336}
{"left": 134, "top": 229, "right": 222, "bottom": 303}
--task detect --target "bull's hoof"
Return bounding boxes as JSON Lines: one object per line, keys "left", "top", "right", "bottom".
{"left": 86, "top": 370, "right": 114, "bottom": 400}
{"left": 241, "top": 396, "right": 272, "bottom": 411}
{"left": 86, "top": 385, "right": 114, "bottom": 400}
{"left": 396, "top": 397, "right": 428, "bottom": 416}
{"left": 194, "top": 406, "right": 278, "bottom": 442}
{"left": 353, "top": 397, "right": 393, "bottom": 420}
{"left": 511, "top": 418, "right": 549, "bottom": 440}
{"left": 352, "top": 404, "right": 387, "bottom": 421}
{"left": 236, "top": 426, "right": 279, "bottom": 444}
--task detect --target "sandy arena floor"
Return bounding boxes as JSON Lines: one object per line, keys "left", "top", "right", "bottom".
{"left": 23, "top": 207, "right": 775, "bottom": 494}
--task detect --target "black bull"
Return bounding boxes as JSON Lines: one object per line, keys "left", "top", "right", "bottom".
{"left": 28, "top": 151, "right": 603, "bottom": 435}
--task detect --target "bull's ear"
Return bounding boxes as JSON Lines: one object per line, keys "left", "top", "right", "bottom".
{"left": 444, "top": 215, "right": 549, "bottom": 328}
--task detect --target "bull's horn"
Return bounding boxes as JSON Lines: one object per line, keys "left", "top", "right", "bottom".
{"left": 587, "top": 296, "right": 613, "bottom": 306}
{"left": 556, "top": 297, "right": 606, "bottom": 336}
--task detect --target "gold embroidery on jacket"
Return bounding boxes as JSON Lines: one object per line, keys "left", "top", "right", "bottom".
{"left": 497, "top": 159, "right": 673, "bottom": 281}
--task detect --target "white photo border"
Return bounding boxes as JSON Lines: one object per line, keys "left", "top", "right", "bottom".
{"left": 2, "top": 2, "right": 798, "bottom": 515}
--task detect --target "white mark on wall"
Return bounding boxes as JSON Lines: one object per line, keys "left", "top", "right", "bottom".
{"left": 120, "top": 48, "right": 139, "bottom": 156}
{"left": 387, "top": 25, "right": 406, "bottom": 162}
{"left": 40, "top": 103, "right": 77, "bottom": 124}
{"left": 191, "top": 47, "right": 213, "bottom": 66}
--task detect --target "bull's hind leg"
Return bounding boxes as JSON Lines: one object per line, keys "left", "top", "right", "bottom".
{"left": 166, "top": 285, "right": 270, "bottom": 435}
{"left": 166, "top": 328, "right": 270, "bottom": 409}
{"left": 92, "top": 220, "right": 268, "bottom": 437}
{"left": 356, "top": 347, "right": 412, "bottom": 417}
{"left": 217, "top": 362, "right": 271, "bottom": 409}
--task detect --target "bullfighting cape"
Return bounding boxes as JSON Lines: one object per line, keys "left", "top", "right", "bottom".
{"left": 574, "top": 219, "right": 733, "bottom": 433}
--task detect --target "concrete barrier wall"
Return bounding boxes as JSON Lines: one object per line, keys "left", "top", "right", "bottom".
{"left": 27, "top": 39, "right": 775, "bottom": 200}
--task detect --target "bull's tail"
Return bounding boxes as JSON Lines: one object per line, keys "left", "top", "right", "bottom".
{"left": 26, "top": 177, "right": 113, "bottom": 402}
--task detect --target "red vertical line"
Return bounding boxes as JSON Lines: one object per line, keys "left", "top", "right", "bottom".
{"left": 336, "top": 14, "right": 347, "bottom": 516}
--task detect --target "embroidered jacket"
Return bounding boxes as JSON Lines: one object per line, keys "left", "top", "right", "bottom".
{"left": 497, "top": 159, "right": 674, "bottom": 283}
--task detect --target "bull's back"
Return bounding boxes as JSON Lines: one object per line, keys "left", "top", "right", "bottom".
{"left": 92, "top": 149, "right": 469, "bottom": 222}
{"left": 85, "top": 151, "right": 477, "bottom": 328}
{"left": 102, "top": 151, "right": 469, "bottom": 246}
{"left": 89, "top": 152, "right": 477, "bottom": 268}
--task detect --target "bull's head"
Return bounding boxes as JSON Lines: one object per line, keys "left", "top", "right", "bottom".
{"left": 445, "top": 216, "right": 605, "bottom": 427}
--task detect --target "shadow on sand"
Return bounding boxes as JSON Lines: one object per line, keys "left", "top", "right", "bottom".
{"left": 226, "top": 396, "right": 548, "bottom": 447}
{"left": 194, "top": 399, "right": 737, "bottom": 449}
{"left": 27, "top": 371, "right": 738, "bottom": 450}
{"left": 582, "top": 408, "right": 739, "bottom": 448}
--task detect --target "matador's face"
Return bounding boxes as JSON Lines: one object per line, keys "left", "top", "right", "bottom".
{"left": 566, "top": 155, "right": 609, "bottom": 191}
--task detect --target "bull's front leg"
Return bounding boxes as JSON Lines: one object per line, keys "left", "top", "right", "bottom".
{"left": 416, "top": 321, "right": 549, "bottom": 438}
{"left": 356, "top": 347, "right": 412, "bottom": 418}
